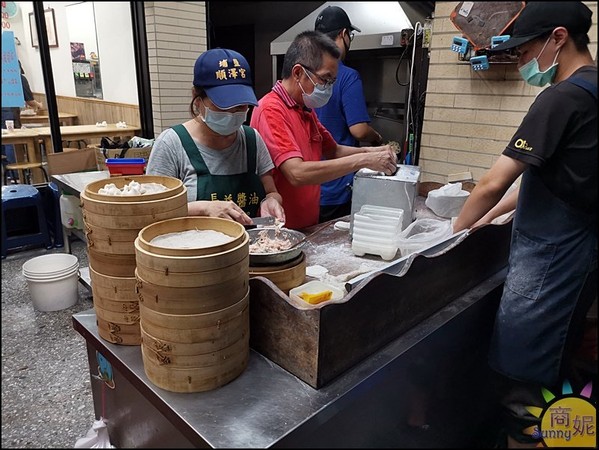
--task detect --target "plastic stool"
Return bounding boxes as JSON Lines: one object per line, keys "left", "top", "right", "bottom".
{"left": 2, "top": 185, "right": 53, "bottom": 258}
{"left": 40, "top": 182, "right": 64, "bottom": 248}
{"left": 4, "top": 162, "right": 49, "bottom": 185}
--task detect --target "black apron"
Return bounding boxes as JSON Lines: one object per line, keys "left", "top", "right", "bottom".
{"left": 172, "top": 125, "right": 266, "bottom": 218}
{"left": 488, "top": 74, "right": 598, "bottom": 387}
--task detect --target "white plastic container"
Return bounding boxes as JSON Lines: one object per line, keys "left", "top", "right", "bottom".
{"left": 351, "top": 206, "right": 404, "bottom": 260}
{"left": 22, "top": 254, "right": 80, "bottom": 311}
{"left": 351, "top": 239, "right": 398, "bottom": 261}
{"left": 353, "top": 214, "right": 401, "bottom": 236}
{"left": 60, "top": 194, "right": 84, "bottom": 229}
{"left": 359, "top": 205, "right": 404, "bottom": 227}
{"left": 289, "top": 280, "right": 345, "bottom": 305}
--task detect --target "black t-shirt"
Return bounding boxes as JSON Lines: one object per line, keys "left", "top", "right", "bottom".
{"left": 503, "top": 66, "right": 597, "bottom": 214}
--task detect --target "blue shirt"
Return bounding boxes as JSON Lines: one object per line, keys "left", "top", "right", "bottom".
{"left": 315, "top": 61, "right": 372, "bottom": 206}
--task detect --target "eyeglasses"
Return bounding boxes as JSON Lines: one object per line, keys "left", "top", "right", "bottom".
{"left": 299, "top": 64, "right": 336, "bottom": 89}
{"left": 348, "top": 31, "right": 355, "bottom": 42}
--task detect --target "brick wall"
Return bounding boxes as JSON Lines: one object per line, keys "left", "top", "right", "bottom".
{"left": 420, "top": 1, "right": 598, "bottom": 183}
{"left": 144, "top": 2, "right": 207, "bottom": 138}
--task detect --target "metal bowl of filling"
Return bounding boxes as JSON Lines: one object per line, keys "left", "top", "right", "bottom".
{"left": 247, "top": 227, "right": 306, "bottom": 265}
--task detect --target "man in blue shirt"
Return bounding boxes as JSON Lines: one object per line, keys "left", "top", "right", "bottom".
{"left": 315, "top": 6, "right": 384, "bottom": 223}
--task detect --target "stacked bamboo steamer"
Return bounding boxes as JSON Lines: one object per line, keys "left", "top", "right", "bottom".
{"left": 80, "top": 175, "right": 188, "bottom": 345}
{"left": 134, "top": 217, "right": 250, "bottom": 393}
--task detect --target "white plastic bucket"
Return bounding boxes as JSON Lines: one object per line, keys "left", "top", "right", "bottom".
{"left": 22, "top": 254, "right": 80, "bottom": 311}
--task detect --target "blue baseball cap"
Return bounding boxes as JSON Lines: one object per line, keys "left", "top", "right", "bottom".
{"left": 193, "top": 48, "right": 258, "bottom": 109}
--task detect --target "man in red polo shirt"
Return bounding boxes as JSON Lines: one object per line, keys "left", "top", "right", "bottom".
{"left": 250, "top": 30, "right": 397, "bottom": 230}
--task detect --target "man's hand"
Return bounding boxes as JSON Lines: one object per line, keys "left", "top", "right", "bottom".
{"left": 363, "top": 146, "right": 397, "bottom": 175}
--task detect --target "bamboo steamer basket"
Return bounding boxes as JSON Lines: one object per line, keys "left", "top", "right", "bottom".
{"left": 89, "top": 261, "right": 141, "bottom": 345}
{"left": 89, "top": 265, "right": 139, "bottom": 313}
{"left": 83, "top": 201, "right": 188, "bottom": 230}
{"left": 134, "top": 217, "right": 249, "bottom": 289}
{"left": 135, "top": 255, "right": 248, "bottom": 288}
{"left": 89, "top": 265, "right": 138, "bottom": 302}
{"left": 96, "top": 316, "right": 141, "bottom": 346}
{"left": 95, "top": 305, "right": 140, "bottom": 325}
{"left": 141, "top": 343, "right": 248, "bottom": 393}
{"left": 249, "top": 252, "right": 306, "bottom": 293}
{"left": 140, "top": 294, "right": 249, "bottom": 392}
{"left": 84, "top": 175, "right": 184, "bottom": 201}
{"left": 94, "top": 296, "right": 139, "bottom": 314}
{"left": 80, "top": 175, "right": 188, "bottom": 277}
{"left": 136, "top": 270, "right": 248, "bottom": 315}
{"left": 134, "top": 217, "right": 250, "bottom": 392}
{"left": 140, "top": 309, "right": 248, "bottom": 356}
{"left": 87, "top": 249, "right": 138, "bottom": 278}
{"left": 136, "top": 216, "right": 246, "bottom": 256}
{"left": 139, "top": 292, "right": 248, "bottom": 342}
{"left": 142, "top": 330, "right": 249, "bottom": 368}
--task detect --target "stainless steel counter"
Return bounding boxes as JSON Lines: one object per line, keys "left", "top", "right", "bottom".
{"left": 51, "top": 170, "right": 110, "bottom": 198}
{"left": 73, "top": 267, "right": 505, "bottom": 448}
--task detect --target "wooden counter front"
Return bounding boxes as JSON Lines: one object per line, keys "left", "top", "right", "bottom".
{"left": 249, "top": 220, "right": 512, "bottom": 388}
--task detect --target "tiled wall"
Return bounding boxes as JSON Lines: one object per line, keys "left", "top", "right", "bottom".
{"left": 140, "top": 1, "right": 597, "bottom": 180}
{"left": 144, "top": 2, "right": 207, "bottom": 138}
{"left": 420, "top": 1, "right": 598, "bottom": 183}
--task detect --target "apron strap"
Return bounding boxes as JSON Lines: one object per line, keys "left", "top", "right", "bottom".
{"left": 171, "top": 124, "right": 209, "bottom": 174}
{"left": 566, "top": 76, "right": 597, "bottom": 100}
{"left": 242, "top": 125, "right": 257, "bottom": 174}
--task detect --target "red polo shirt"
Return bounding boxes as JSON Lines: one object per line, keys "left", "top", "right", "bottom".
{"left": 250, "top": 81, "right": 337, "bottom": 230}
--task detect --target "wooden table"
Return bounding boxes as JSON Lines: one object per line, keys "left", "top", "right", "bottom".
{"left": 20, "top": 112, "right": 78, "bottom": 126}
{"left": 35, "top": 124, "right": 141, "bottom": 154}
{"left": 1, "top": 128, "right": 45, "bottom": 183}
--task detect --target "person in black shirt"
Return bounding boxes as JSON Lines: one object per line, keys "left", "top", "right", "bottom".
{"left": 454, "top": 2, "right": 597, "bottom": 447}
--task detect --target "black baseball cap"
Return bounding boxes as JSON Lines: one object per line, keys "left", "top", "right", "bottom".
{"left": 492, "top": 2, "right": 592, "bottom": 51}
{"left": 315, "top": 6, "right": 361, "bottom": 34}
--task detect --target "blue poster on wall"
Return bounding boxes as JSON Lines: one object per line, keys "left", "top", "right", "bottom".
{"left": 2, "top": 31, "right": 25, "bottom": 107}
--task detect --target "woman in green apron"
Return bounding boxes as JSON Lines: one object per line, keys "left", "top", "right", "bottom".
{"left": 147, "top": 48, "right": 285, "bottom": 226}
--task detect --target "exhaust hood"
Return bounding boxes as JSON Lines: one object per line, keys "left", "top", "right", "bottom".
{"left": 270, "top": 2, "right": 414, "bottom": 55}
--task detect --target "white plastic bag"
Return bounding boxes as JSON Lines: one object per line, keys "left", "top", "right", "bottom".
{"left": 396, "top": 218, "right": 452, "bottom": 257}
{"left": 74, "top": 418, "right": 115, "bottom": 448}
{"left": 425, "top": 182, "right": 470, "bottom": 218}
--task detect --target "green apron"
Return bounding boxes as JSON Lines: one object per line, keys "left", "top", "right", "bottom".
{"left": 172, "top": 124, "right": 265, "bottom": 218}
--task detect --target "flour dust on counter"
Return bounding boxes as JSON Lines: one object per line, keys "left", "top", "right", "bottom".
{"left": 302, "top": 238, "right": 392, "bottom": 280}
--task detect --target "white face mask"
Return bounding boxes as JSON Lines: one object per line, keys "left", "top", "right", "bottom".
{"left": 200, "top": 99, "right": 248, "bottom": 136}
{"left": 298, "top": 66, "right": 333, "bottom": 109}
